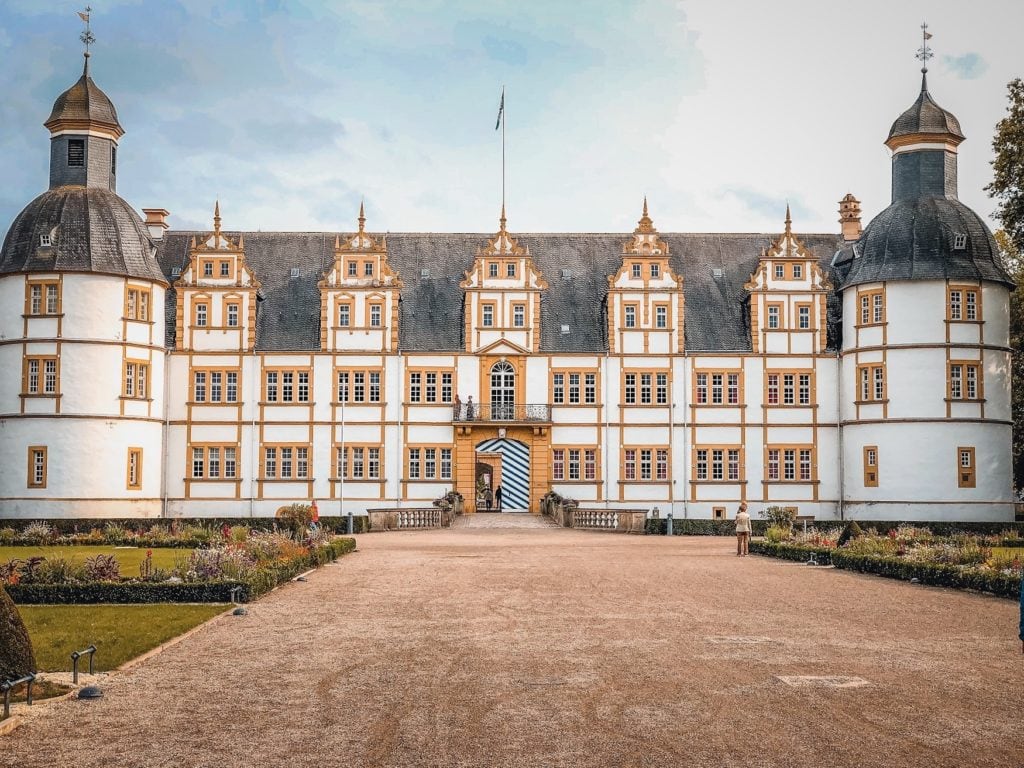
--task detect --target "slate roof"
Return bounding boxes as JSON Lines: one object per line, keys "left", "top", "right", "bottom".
{"left": 833, "top": 197, "right": 1013, "bottom": 291}
{"left": 0, "top": 186, "right": 167, "bottom": 284}
{"left": 44, "top": 62, "right": 123, "bottom": 135}
{"left": 887, "top": 74, "right": 964, "bottom": 142}
{"left": 155, "top": 230, "right": 846, "bottom": 353}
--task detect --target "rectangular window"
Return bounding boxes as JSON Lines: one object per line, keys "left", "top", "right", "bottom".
{"left": 425, "top": 372, "right": 437, "bottom": 403}
{"left": 774, "top": 263, "right": 785, "bottom": 279}
{"left": 656, "top": 449, "right": 668, "bottom": 481}
{"left": 585, "top": 374, "right": 596, "bottom": 404}
{"left": 489, "top": 263, "right": 499, "bottom": 278}
{"left": 965, "top": 291, "right": 978, "bottom": 321}
{"left": 265, "top": 369, "right": 312, "bottom": 403}
{"left": 353, "top": 371, "right": 365, "bottom": 402}
{"left": 28, "top": 446, "right": 47, "bottom": 488}
{"left": 224, "top": 447, "right": 237, "bottom": 479}
{"left": 26, "top": 282, "right": 61, "bottom": 316}
{"left": 195, "top": 303, "right": 208, "bottom": 327}
{"left": 298, "top": 372, "right": 310, "bottom": 403}
{"left": 624, "top": 373, "right": 636, "bottom": 405}
{"left": 957, "top": 446, "right": 976, "bottom": 488}
{"left": 766, "top": 445, "right": 816, "bottom": 483}
{"left": 125, "top": 287, "right": 152, "bottom": 321}
{"left": 857, "top": 289, "right": 885, "bottom": 325}
{"left": 124, "top": 361, "right": 149, "bottom": 399}
{"left": 624, "top": 305, "right": 637, "bottom": 328}
{"left": 280, "top": 447, "right": 293, "bottom": 479}
{"left": 409, "top": 448, "right": 421, "bottom": 479}
{"left": 640, "top": 373, "right": 652, "bottom": 404}
{"left": 364, "top": 262, "right": 374, "bottom": 277}
{"left": 792, "top": 264, "right": 803, "bottom": 279}
{"left": 192, "top": 447, "right": 205, "bottom": 479}
{"left": 696, "top": 449, "right": 708, "bottom": 481}
{"left": 713, "top": 507, "right": 727, "bottom": 521}
{"left": 948, "top": 287, "right": 980, "bottom": 322}
{"left": 208, "top": 447, "right": 221, "bottom": 479}
{"left": 856, "top": 364, "right": 886, "bottom": 402}
{"left": 513, "top": 304, "right": 525, "bottom": 327}
{"left": 863, "top": 445, "right": 878, "bottom": 487}
{"left": 726, "top": 373, "right": 739, "bottom": 405}
{"left": 348, "top": 261, "right": 357, "bottom": 277}
{"left": 482, "top": 304, "right": 494, "bottom": 327}
{"left": 694, "top": 447, "right": 742, "bottom": 482}
{"left": 409, "top": 372, "right": 421, "bottom": 402}
{"left": 203, "top": 262, "right": 213, "bottom": 277}
{"left": 440, "top": 449, "right": 452, "bottom": 480}
{"left": 948, "top": 362, "right": 981, "bottom": 401}
{"left": 424, "top": 448, "right": 436, "bottom": 479}
{"left": 207, "top": 372, "right": 221, "bottom": 403}
{"left": 631, "top": 263, "right": 642, "bottom": 279}
{"left": 767, "top": 373, "right": 779, "bottom": 405}
{"left": 651, "top": 263, "right": 661, "bottom": 279}
{"left": 640, "top": 449, "right": 653, "bottom": 481}
{"left": 369, "top": 371, "right": 381, "bottom": 403}
{"left": 226, "top": 372, "right": 238, "bottom": 403}
{"left": 281, "top": 372, "right": 293, "bottom": 402}
{"left": 568, "top": 373, "right": 580, "bottom": 404}
{"left": 624, "top": 449, "right": 636, "bottom": 480}
{"left": 406, "top": 370, "right": 452, "bottom": 403}
{"left": 552, "top": 373, "right": 564, "bottom": 404}
{"left": 264, "top": 447, "right": 277, "bottom": 478}
{"left": 656, "top": 372, "right": 668, "bottom": 405}
{"left": 296, "top": 447, "right": 309, "bottom": 479}
{"left": 227, "top": 304, "right": 239, "bottom": 327}
{"left": 507, "top": 263, "right": 516, "bottom": 278}
{"left": 188, "top": 445, "right": 237, "bottom": 480}
{"left": 265, "top": 371, "right": 278, "bottom": 402}
{"left": 24, "top": 357, "right": 59, "bottom": 396}
{"left": 441, "top": 373, "right": 453, "bottom": 403}
{"left": 338, "top": 304, "right": 351, "bottom": 327}
{"left": 584, "top": 449, "right": 596, "bottom": 481}
{"left": 696, "top": 373, "right": 708, "bottom": 404}
{"left": 336, "top": 371, "right": 349, "bottom": 402}
{"left": 220, "top": 261, "right": 230, "bottom": 277}
{"left": 655, "top": 305, "right": 668, "bottom": 329}
{"left": 767, "top": 304, "right": 780, "bottom": 329}
{"left": 369, "top": 304, "right": 382, "bottom": 327}
{"left": 67, "top": 139, "right": 85, "bottom": 167}
{"left": 797, "top": 305, "right": 811, "bottom": 329}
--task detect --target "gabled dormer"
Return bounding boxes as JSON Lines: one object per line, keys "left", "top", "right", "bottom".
{"left": 607, "top": 199, "right": 684, "bottom": 354}
{"left": 461, "top": 207, "right": 547, "bottom": 353}
{"left": 173, "top": 203, "right": 260, "bottom": 351}
{"left": 319, "top": 204, "right": 402, "bottom": 352}
{"left": 744, "top": 207, "right": 832, "bottom": 354}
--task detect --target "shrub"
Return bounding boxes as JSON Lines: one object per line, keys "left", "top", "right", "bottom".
{"left": 830, "top": 551, "right": 1020, "bottom": 598}
{"left": 228, "top": 525, "right": 250, "bottom": 544}
{"left": 36, "top": 556, "right": 84, "bottom": 585}
{"left": 0, "top": 585, "right": 36, "bottom": 679}
{"left": 276, "top": 503, "right": 313, "bottom": 535}
{"left": 21, "top": 521, "right": 53, "bottom": 543}
{"left": 750, "top": 541, "right": 833, "bottom": 564}
{"left": 83, "top": 554, "right": 120, "bottom": 581}
{"left": 762, "top": 506, "right": 797, "bottom": 531}
{"left": 103, "top": 522, "right": 128, "bottom": 544}
{"left": 0, "top": 528, "right": 16, "bottom": 545}
{"left": 837, "top": 521, "right": 863, "bottom": 547}
{"left": 765, "top": 525, "right": 791, "bottom": 543}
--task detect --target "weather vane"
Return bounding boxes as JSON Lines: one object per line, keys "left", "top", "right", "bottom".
{"left": 78, "top": 6, "right": 94, "bottom": 58}
{"left": 915, "top": 22, "right": 933, "bottom": 73}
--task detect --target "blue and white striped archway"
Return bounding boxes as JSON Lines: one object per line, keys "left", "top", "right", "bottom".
{"left": 475, "top": 438, "right": 530, "bottom": 511}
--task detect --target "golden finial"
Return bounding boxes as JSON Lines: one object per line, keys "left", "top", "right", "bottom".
{"left": 358, "top": 200, "right": 366, "bottom": 233}
{"left": 499, "top": 202, "right": 507, "bottom": 233}
{"left": 634, "top": 196, "right": 656, "bottom": 234}
{"left": 78, "top": 7, "right": 94, "bottom": 73}
{"left": 213, "top": 200, "right": 221, "bottom": 235}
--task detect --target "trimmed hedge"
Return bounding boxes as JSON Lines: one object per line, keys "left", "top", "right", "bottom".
{"left": 645, "top": 519, "right": 763, "bottom": 536}
{"left": 0, "top": 516, "right": 371, "bottom": 536}
{"left": 749, "top": 540, "right": 833, "bottom": 565}
{"left": 829, "top": 550, "right": 1021, "bottom": 599}
{"left": 643, "top": 519, "right": 1024, "bottom": 537}
{"left": 7, "top": 537, "right": 357, "bottom": 605}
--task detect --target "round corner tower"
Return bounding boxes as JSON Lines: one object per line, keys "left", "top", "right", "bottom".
{"left": 836, "top": 69, "right": 1015, "bottom": 521}
{"left": 0, "top": 54, "right": 168, "bottom": 519}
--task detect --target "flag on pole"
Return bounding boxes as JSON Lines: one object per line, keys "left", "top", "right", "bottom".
{"left": 495, "top": 88, "right": 504, "bottom": 131}
{"left": 923, "top": 32, "right": 932, "bottom": 39}
{"left": 78, "top": 10, "right": 90, "bottom": 22}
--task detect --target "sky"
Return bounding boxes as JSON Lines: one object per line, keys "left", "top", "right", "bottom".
{"left": 0, "top": 0, "right": 1021, "bottom": 237}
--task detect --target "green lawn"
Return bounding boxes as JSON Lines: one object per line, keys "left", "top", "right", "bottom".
{"left": 0, "top": 545, "right": 184, "bottom": 574}
{"left": 18, "top": 604, "right": 228, "bottom": 672}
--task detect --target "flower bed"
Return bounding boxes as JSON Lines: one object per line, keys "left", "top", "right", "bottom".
{"left": 5, "top": 536, "right": 355, "bottom": 604}
{"left": 752, "top": 523, "right": 1022, "bottom": 599}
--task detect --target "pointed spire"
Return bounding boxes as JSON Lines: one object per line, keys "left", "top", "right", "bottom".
{"left": 784, "top": 203, "right": 792, "bottom": 234}
{"left": 358, "top": 200, "right": 366, "bottom": 233}
{"left": 213, "top": 200, "right": 222, "bottom": 237}
{"left": 499, "top": 202, "right": 507, "bottom": 233}
{"left": 634, "top": 196, "right": 656, "bottom": 234}
{"left": 916, "top": 22, "right": 933, "bottom": 86}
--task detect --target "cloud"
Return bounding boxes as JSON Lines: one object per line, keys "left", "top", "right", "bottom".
{"left": 942, "top": 53, "right": 987, "bottom": 80}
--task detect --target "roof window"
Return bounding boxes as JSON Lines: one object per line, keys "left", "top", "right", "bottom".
{"left": 39, "top": 234, "right": 52, "bottom": 247}
{"left": 420, "top": 268, "right": 430, "bottom": 278}
{"left": 560, "top": 325, "right": 570, "bottom": 335}
{"left": 561, "top": 268, "right": 572, "bottom": 279}
{"left": 171, "top": 267, "right": 182, "bottom": 278}
{"left": 712, "top": 268, "right": 724, "bottom": 278}
{"left": 290, "top": 268, "right": 300, "bottom": 279}
{"left": 953, "top": 233, "right": 967, "bottom": 250}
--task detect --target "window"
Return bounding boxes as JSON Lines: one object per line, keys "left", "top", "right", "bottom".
{"left": 124, "top": 287, "right": 152, "bottom": 321}
{"left": 406, "top": 370, "right": 454, "bottom": 403}
{"left": 262, "top": 445, "right": 310, "bottom": 480}
{"left": 631, "top": 263, "right": 642, "bottom": 279}
{"left": 264, "top": 369, "right": 313, "bottom": 403}
{"left": 226, "top": 303, "right": 239, "bottom": 327}
{"left": 792, "top": 263, "right": 803, "bottom": 279}
{"left": 506, "top": 263, "right": 516, "bottom": 278}
{"left": 857, "top": 364, "right": 886, "bottom": 402}
{"left": 338, "top": 303, "right": 351, "bottom": 327}
{"left": 369, "top": 304, "right": 382, "bottom": 327}
{"left": 957, "top": 447, "right": 976, "bottom": 488}
{"left": 348, "top": 261, "right": 357, "bottom": 277}
{"left": 482, "top": 304, "right": 494, "bottom": 327}
{"left": 767, "top": 304, "right": 780, "bottom": 329}
{"left": 193, "top": 371, "right": 207, "bottom": 402}
{"left": 948, "top": 287, "right": 980, "bottom": 322}
{"left": 765, "top": 371, "right": 813, "bottom": 406}
{"left": 651, "top": 264, "right": 661, "bottom": 279}
{"left": 39, "top": 234, "right": 52, "bottom": 247}
{"left": 863, "top": 446, "right": 878, "bottom": 487}
{"left": 624, "top": 305, "right": 637, "bottom": 328}
{"left": 552, "top": 371, "right": 597, "bottom": 405}
{"left": 123, "top": 361, "right": 150, "bottom": 399}
{"left": 111, "top": 145, "right": 116, "bottom": 174}
{"left": 766, "top": 446, "right": 815, "bottom": 482}
{"left": 67, "top": 139, "right": 84, "bottom": 167}
{"left": 655, "top": 305, "right": 668, "bottom": 329}
{"left": 713, "top": 507, "right": 727, "bottom": 520}
{"left": 489, "top": 263, "right": 499, "bottom": 278}
{"left": 797, "top": 305, "right": 811, "bottom": 329}
{"left": 27, "top": 447, "right": 47, "bottom": 488}
{"left": 623, "top": 447, "right": 668, "bottom": 481}
{"left": 217, "top": 261, "right": 228, "bottom": 277}
{"left": 857, "top": 289, "right": 885, "bottom": 326}
{"left": 694, "top": 371, "right": 741, "bottom": 406}
{"left": 953, "top": 233, "right": 967, "bottom": 250}
{"left": 407, "top": 447, "right": 451, "bottom": 480}
{"left": 203, "top": 262, "right": 213, "bottom": 277}
{"left": 187, "top": 446, "right": 238, "bottom": 479}
{"left": 774, "top": 263, "right": 785, "bottom": 279}
{"left": 337, "top": 368, "right": 384, "bottom": 403}
{"left": 364, "top": 262, "right": 374, "bottom": 277}
{"left": 694, "top": 447, "right": 741, "bottom": 482}
{"left": 336, "top": 446, "right": 383, "bottom": 480}
{"left": 948, "top": 362, "right": 981, "bottom": 401}
{"left": 551, "top": 447, "right": 598, "bottom": 482}
{"left": 126, "top": 448, "right": 143, "bottom": 490}
{"left": 194, "top": 302, "right": 208, "bottom": 327}
{"left": 513, "top": 304, "right": 526, "bottom": 327}
{"left": 624, "top": 373, "right": 636, "bottom": 404}
{"left": 23, "top": 357, "right": 59, "bottom": 396}
{"left": 26, "top": 281, "right": 60, "bottom": 316}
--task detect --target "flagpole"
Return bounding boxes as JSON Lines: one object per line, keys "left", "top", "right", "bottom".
{"left": 502, "top": 85, "right": 506, "bottom": 213}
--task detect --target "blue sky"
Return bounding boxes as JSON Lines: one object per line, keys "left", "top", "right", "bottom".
{"left": 0, "top": 0, "right": 1021, "bottom": 236}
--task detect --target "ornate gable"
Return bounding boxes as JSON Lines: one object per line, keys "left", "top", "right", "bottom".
{"left": 744, "top": 206, "right": 833, "bottom": 293}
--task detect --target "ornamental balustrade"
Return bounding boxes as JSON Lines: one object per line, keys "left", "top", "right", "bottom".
{"left": 573, "top": 509, "right": 619, "bottom": 530}
{"left": 452, "top": 403, "right": 551, "bottom": 423}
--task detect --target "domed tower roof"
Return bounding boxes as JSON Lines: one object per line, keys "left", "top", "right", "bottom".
{"left": 43, "top": 57, "right": 123, "bottom": 139}
{"left": 886, "top": 74, "right": 964, "bottom": 144}
{"left": 0, "top": 186, "right": 167, "bottom": 285}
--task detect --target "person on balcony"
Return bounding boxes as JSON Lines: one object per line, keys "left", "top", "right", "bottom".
{"left": 453, "top": 393, "right": 462, "bottom": 420}
{"left": 466, "top": 395, "right": 475, "bottom": 420}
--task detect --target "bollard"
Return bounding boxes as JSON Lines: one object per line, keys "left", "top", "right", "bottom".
{"left": 1, "top": 674, "right": 36, "bottom": 720}
{"left": 346, "top": 511, "right": 354, "bottom": 535}
{"left": 70, "top": 645, "right": 97, "bottom": 685}
{"left": 666, "top": 511, "right": 673, "bottom": 536}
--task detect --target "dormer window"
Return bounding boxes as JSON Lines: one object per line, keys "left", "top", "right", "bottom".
{"left": 650, "top": 264, "right": 660, "bottom": 278}
{"left": 506, "top": 263, "right": 516, "bottom": 278}
{"left": 953, "top": 233, "right": 967, "bottom": 250}
{"left": 774, "top": 264, "right": 785, "bottom": 279}
{"left": 67, "top": 139, "right": 85, "bottom": 167}
{"left": 364, "top": 262, "right": 374, "bottom": 277}
{"left": 220, "top": 261, "right": 230, "bottom": 277}
{"left": 39, "top": 234, "right": 51, "bottom": 247}
{"left": 203, "top": 262, "right": 213, "bottom": 277}
{"left": 792, "top": 264, "right": 803, "bottom": 279}
{"left": 348, "top": 261, "right": 357, "bottom": 277}
{"left": 631, "top": 263, "right": 641, "bottom": 279}
{"left": 489, "top": 263, "right": 499, "bottom": 278}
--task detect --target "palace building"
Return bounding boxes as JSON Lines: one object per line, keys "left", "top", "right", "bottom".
{"left": 0, "top": 51, "right": 1014, "bottom": 522}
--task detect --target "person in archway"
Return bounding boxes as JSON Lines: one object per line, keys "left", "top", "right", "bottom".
{"left": 495, "top": 485, "right": 503, "bottom": 513}
{"left": 483, "top": 485, "right": 493, "bottom": 512}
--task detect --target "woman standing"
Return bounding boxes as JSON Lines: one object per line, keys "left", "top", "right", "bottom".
{"left": 735, "top": 502, "right": 751, "bottom": 557}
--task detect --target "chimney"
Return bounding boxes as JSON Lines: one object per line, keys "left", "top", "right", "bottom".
{"left": 838, "top": 194, "right": 862, "bottom": 241}
{"left": 142, "top": 208, "right": 170, "bottom": 240}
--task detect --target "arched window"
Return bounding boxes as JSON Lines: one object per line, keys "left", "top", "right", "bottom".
{"left": 490, "top": 361, "right": 515, "bottom": 420}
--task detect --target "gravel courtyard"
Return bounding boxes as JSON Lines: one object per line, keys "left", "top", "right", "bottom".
{"left": 2, "top": 523, "right": 1021, "bottom": 768}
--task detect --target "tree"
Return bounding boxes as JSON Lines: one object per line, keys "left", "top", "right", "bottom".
{"left": 0, "top": 585, "right": 36, "bottom": 681}
{"left": 995, "top": 231, "right": 1024, "bottom": 494}
{"left": 988, "top": 79, "right": 1024, "bottom": 255}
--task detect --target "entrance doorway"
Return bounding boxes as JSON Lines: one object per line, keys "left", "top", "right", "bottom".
{"left": 474, "top": 437, "right": 530, "bottom": 512}
{"left": 489, "top": 361, "right": 515, "bottom": 421}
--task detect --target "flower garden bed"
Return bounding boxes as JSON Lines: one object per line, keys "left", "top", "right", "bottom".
{"left": 753, "top": 523, "right": 1022, "bottom": 599}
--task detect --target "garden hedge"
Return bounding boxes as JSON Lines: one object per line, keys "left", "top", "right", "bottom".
{"left": 0, "top": 516, "right": 371, "bottom": 537}
{"left": 748, "top": 541, "right": 833, "bottom": 564}
{"left": 644, "top": 519, "right": 1024, "bottom": 537}
{"left": 7, "top": 537, "right": 357, "bottom": 605}
{"left": 828, "top": 550, "right": 1021, "bottom": 599}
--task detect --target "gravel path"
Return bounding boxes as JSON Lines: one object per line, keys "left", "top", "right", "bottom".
{"left": 2, "top": 530, "right": 1021, "bottom": 767}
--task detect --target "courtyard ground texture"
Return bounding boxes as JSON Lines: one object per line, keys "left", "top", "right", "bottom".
{"left": 1, "top": 524, "right": 1021, "bottom": 768}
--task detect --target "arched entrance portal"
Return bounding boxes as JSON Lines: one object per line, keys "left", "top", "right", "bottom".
{"left": 475, "top": 437, "right": 530, "bottom": 512}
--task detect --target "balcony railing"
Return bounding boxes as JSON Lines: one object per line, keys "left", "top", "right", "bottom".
{"left": 453, "top": 403, "right": 551, "bottom": 423}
